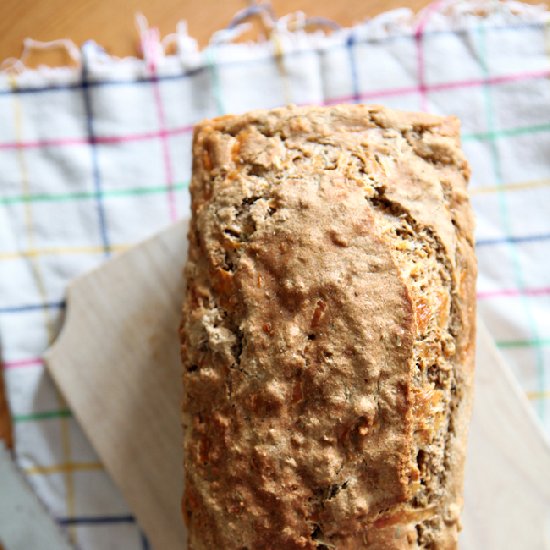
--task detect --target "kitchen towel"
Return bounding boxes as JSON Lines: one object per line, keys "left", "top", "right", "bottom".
{"left": 1, "top": 0, "right": 550, "bottom": 547}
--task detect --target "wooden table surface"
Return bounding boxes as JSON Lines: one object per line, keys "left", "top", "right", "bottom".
{"left": 0, "top": 0, "right": 438, "bottom": 63}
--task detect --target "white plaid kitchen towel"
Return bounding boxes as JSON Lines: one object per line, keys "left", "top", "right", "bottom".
{"left": 1, "top": 0, "right": 550, "bottom": 547}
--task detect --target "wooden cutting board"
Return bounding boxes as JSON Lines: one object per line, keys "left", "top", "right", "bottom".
{"left": 45, "top": 219, "right": 550, "bottom": 550}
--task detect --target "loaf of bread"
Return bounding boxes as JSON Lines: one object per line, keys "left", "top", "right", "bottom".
{"left": 181, "top": 104, "right": 476, "bottom": 549}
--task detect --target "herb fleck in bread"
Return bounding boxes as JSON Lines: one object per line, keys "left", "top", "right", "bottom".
{"left": 181, "top": 105, "right": 476, "bottom": 549}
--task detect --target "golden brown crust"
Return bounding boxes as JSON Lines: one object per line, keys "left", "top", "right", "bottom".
{"left": 181, "top": 105, "right": 476, "bottom": 549}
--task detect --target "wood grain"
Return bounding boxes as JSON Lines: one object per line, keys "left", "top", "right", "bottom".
{"left": 45, "top": 217, "right": 550, "bottom": 549}
{"left": 0, "top": 0, "right": 437, "bottom": 63}
{"left": 1, "top": 0, "right": 544, "bottom": 64}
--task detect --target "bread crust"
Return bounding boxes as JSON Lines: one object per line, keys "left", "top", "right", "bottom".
{"left": 181, "top": 105, "right": 476, "bottom": 549}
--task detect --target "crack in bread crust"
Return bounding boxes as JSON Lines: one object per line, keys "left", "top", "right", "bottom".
{"left": 181, "top": 105, "right": 476, "bottom": 550}
{"left": 368, "top": 190, "right": 459, "bottom": 547}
